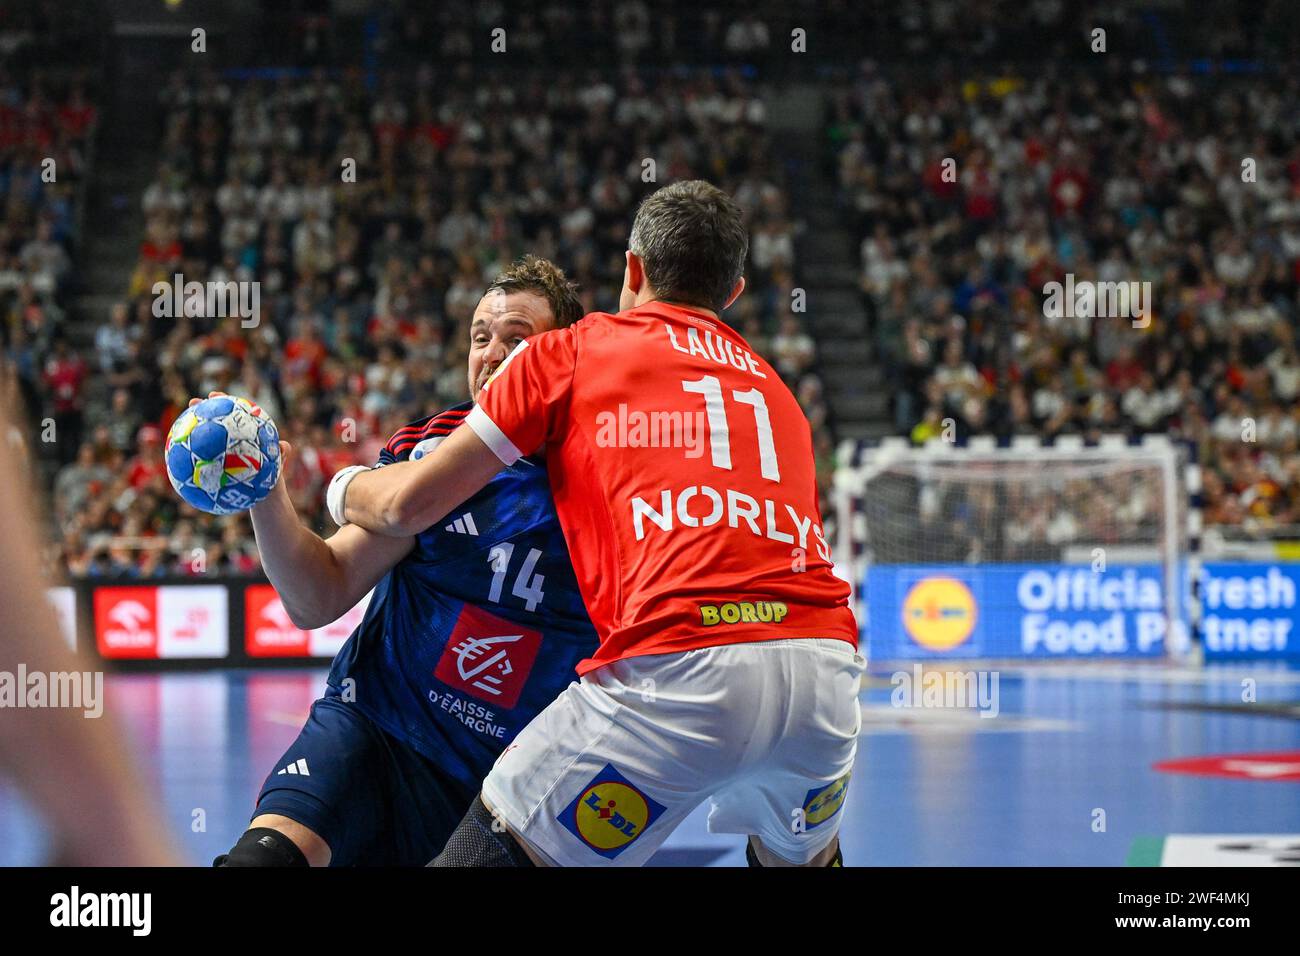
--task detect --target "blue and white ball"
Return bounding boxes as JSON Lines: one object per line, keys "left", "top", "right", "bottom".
{"left": 165, "top": 395, "right": 281, "bottom": 515}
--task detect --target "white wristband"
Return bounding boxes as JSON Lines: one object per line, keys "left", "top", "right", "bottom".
{"left": 327, "top": 465, "right": 370, "bottom": 528}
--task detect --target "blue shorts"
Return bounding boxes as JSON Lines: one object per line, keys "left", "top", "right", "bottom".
{"left": 254, "top": 694, "right": 475, "bottom": 866}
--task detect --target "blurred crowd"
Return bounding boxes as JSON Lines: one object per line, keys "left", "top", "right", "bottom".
{"left": 332, "top": 1, "right": 1298, "bottom": 73}
{"left": 832, "top": 63, "right": 1300, "bottom": 537}
{"left": 0, "top": 3, "right": 107, "bottom": 569}
{"left": 0, "top": 49, "right": 96, "bottom": 409}
{"left": 21, "top": 58, "right": 822, "bottom": 579}
{"left": 862, "top": 462, "right": 1172, "bottom": 564}
{"left": 12, "top": 0, "right": 1300, "bottom": 583}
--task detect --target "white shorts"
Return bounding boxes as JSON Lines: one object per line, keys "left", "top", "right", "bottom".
{"left": 481, "top": 637, "right": 865, "bottom": 867}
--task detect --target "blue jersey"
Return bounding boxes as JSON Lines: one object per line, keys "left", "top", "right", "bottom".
{"left": 326, "top": 402, "right": 598, "bottom": 792}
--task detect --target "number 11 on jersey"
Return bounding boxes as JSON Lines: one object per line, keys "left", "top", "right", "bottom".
{"left": 682, "top": 375, "right": 781, "bottom": 482}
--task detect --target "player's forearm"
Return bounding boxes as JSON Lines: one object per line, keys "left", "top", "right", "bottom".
{"left": 8, "top": 699, "right": 179, "bottom": 865}
{"left": 341, "top": 426, "right": 506, "bottom": 537}
{"left": 251, "top": 481, "right": 414, "bottom": 629}
{"left": 340, "top": 460, "right": 428, "bottom": 536}
{"left": 1, "top": 612, "right": 181, "bottom": 864}
{"left": 0, "top": 426, "right": 180, "bottom": 865}
{"left": 250, "top": 483, "right": 354, "bottom": 628}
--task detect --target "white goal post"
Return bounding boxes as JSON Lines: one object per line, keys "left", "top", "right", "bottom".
{"left": 833, "top": 434, "right": 1193, "bottom": 662}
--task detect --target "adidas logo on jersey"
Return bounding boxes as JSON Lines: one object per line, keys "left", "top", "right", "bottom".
{"left": 276, "top": 758, "right": 310, "bottom": 776}
{"left": 445, "top": 513, "right": 479, "bottom": 535}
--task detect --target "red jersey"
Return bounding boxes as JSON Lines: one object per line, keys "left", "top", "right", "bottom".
{"left": 467, "top": 301, "right": 856, "bottom": 675}
{"left": 43, "top": 356, "right": 86, "bottom": 413}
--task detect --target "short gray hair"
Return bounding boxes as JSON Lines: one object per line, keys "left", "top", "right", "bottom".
{"left": 628, "top": 180, "right": 748, "bottom": 313}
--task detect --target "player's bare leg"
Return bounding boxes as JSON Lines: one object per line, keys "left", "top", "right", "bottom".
{"left": 748, "top": 835, "right": 842, "bottom": 867}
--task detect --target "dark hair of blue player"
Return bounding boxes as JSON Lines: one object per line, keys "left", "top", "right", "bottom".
{"left": 486, "top": 255, "right": 584, "bottom": 328}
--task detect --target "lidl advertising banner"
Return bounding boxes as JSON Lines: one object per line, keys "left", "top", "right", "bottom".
{"left": 244, "top": 583, "right": 372, "bottom": 658}
{"left": 1197, "top": 563, "right": 1300, "bottom": 660}
{"left": 94, "top": 585, "right": 229, "bottom": 659}
{"left": 864, "top": 563, "right": 1181, "bottom": 659}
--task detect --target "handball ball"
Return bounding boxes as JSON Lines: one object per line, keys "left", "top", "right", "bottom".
{"left": 165, "top": 395, "right": 281, "bottom": 515}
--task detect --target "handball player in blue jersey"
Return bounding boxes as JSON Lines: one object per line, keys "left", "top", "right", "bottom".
{"left": 213, "top": 256, "right": 597, "bottom": 867}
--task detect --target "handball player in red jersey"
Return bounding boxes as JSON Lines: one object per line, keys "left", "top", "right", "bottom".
{"left": 331, "top": 181, "right": 862, "bottom": 867}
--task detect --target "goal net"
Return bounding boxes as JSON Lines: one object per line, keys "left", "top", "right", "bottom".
{"left": 833, "top": 436, "right": 1192, "bottom": 662}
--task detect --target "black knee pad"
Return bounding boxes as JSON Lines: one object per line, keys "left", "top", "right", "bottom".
{"left": 746, "top": 839, "right": 843, "bottom": 867}
{"left": 214, "top": 827, "right": 310, "bottom": 867}
{"left": 428, "top": 796, "right": 534, "bottom": 867}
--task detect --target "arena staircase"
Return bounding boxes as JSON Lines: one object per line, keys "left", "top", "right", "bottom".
{"left": 73, "top": 31, "right": 193, "bottom": 400}
{"left": 766, "top": 84, "right": 893, "bottom": 442}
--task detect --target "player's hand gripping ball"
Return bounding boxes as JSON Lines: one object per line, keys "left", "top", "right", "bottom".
{"left": 164, "top": 395, "right": 281, "bottom": 515}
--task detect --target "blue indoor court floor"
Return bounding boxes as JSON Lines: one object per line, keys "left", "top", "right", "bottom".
{"left": 3, "top": 662, "right": 1299, "bottom": 866}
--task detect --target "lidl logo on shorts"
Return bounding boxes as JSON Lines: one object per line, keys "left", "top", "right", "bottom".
{"left": 802, "top": 772, "right": 851, "bottom": 830}
{"left": 559, "top": 763, "right": 666, "bottom": 859}
{"left": 901, "top": 577, "right": 977, "bottom": 651}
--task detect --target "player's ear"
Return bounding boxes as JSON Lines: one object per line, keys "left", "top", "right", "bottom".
{"left": 721, "top": 276, "right": 745, "bottom": 311}
{"left": 624, "top": 250, "right": 645, "bottom": 295}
